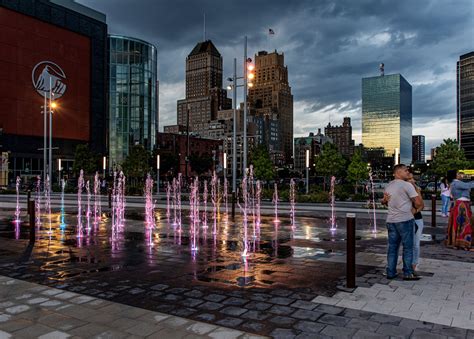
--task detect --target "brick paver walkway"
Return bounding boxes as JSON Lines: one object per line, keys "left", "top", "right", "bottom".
{"left": 0, "top": 275, "right": 264, "bottom": 339}
{"left": 314, "top": 252, "right": 474, "bottom": 331}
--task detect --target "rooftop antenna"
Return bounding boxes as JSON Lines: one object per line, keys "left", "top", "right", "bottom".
{"left": 379, "top": 63, "right": 385, "bottom": 76}
{"left": 203, "top": 13, "right": 206, "bottom": 41}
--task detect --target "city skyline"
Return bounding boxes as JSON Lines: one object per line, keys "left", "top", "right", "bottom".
{"left": 77, "top": 0, "right": 473, "bottom": 153}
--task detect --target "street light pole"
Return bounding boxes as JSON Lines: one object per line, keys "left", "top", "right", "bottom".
{"left": 43, "top": 93, "right": 47, "bottom": 189}
{"left": 243, "top": 36, "right": 248, "bottom": 176}
{"left": 186, "top": 105, "right": 190, "bottom": 187}
{"left": 232, "top": 58, "right": 237, "bottom": 219}
{"left": 102, "top": 156, "right": 106, "bottom": 178}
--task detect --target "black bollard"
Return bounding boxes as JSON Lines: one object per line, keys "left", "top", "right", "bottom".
{"left": 108, "top": 188, "right": 112, "bottom": 209}
{"left": 346, "top": 213, "right": 356, "bottom": 288}
{"left": 28, "top": 200, "right": 35, "bottom": 243}
{"left": 431, "top": 194, "right": 437, "bottom": 228}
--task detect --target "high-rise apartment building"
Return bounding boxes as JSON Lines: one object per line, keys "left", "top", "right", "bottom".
{"left": 457, "top": 52, "right": 474, "bottom": 160}
{"left": 325, "top": 117, "right": 355, "bottom": 158}
{"left": 176, "top": 40, "right": 231, "bottom": 137}
{"left": 362, "top": 73, "right": 412, "bottom": 164}
{"left": 248, "top": 51, "right": 293, "bottom": 164}
{"left": 412, "top": 135, "right": 425, "bottom": 163}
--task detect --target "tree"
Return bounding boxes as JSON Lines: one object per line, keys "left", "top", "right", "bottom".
{"left": 189, "top": 152, "right": 213, "bottom": 176}
{"left": 122, "top": 145, "right": 151, "bottom": 187}
{"left": 347, "top": 148, "right": 369, "bottom": 193}
{"left": 72, "top": 144, "right": 98, "bottom": 175}
{"left": 314, "top": 143, "right": 346, "bottom": 190}
{"left": 431, "top": 138, "right": 472, "bottom": 177}
{"left": 249, "top": 145, "right": 275, "bottom": 181}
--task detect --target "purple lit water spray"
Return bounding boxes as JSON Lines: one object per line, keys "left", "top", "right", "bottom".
{"left": 144, "top": 173, "right": 155, "bottom": 244}
{"left": 86, "top": 180, "right": 91, "bottom": 235}
{"left": 329, "top": 175, "right": 337, "bottom": 232}
{"left": 211, "top": 172, "right": 218, "bottom": 236}
{"left": 255, "top": 180, "right": 262, "bottom": 234}
{"left": 14, "top": 176, "right": 21, "bottom": 223}
{"left": 189, "top": 177, "right": 199, "bottom": 252}
{"left": 290, "top": 178, "right": 296, "bottom": 230}
{"left": 273, "top": 183, "right": 280, "bottom": 223}
{"left": 202, "top": 180, "right": 208, "bottom": 229}
{"left": 77, "top": 170, "right": 84, "bottom": 238}
{"left": 238, "top": 175, "right": 249, "bottom": 258}
{"left": 93, "top": 172, "right": 101, "bottom": 224}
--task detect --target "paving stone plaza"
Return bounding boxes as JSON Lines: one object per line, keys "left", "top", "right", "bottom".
{"left": 0, "top": 196, "right": 473, "bottom": 339}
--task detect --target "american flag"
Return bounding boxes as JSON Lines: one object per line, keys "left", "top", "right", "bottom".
{"left": 268, "top": 28, "right": 275, "bottom": 35}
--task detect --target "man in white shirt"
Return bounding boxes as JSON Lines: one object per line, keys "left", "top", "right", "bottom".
{"left": 382, "top": 164, "right": 423, "bottom": 280}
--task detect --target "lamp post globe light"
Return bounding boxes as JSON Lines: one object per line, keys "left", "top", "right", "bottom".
{"left": 156, "top": 154, "right": 160, "bottom": 195}
{"left": 305, "top": 149, "right": 310, "bottom": 194}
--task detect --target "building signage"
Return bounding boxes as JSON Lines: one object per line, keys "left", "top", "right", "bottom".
{"left": 32, "top": 61, "right": 67, "bottom": 98}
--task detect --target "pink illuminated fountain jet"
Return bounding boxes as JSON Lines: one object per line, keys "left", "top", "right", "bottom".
{"left": 329, "top": 176, "right": 337, "bottom": 232}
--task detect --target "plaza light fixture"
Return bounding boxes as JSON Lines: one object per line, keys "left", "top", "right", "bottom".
{"left": 156, "top": 154, "right": 160, "bottom": 195}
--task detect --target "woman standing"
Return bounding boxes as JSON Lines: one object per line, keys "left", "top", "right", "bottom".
{"left": 446, "top": 170, "right": 474, "bottom": 250}
{"left": 440, "top": 177, "right": 451, "bottom": 217}
{"left": 407, "top": 171, "right": 424, "bottom": 274}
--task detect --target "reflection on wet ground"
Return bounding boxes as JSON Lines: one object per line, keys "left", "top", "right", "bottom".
{"left": 0, "top": 209, "right": 386, "bottom": 335}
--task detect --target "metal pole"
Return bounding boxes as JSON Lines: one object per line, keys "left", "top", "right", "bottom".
{"left": 232, "top": 58, "right": 237, "bottom": 219}
{"left": 243, "top": 36, "right": 248, "bottom": 175}
{"left": 346, "top": 213, "right": 356, "bottom": 288}
{"left": 431, "top": 194, "right": 437, "bottom": 228}
{"left": 43, "top": 93, "right": 47, "bottom": 189}
{"left": 49, "top": 78, "right": 53, "bottom": 191}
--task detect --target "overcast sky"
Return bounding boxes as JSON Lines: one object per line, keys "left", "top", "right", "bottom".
{"left": 78, "top": 0, "right": 473, "bottom": 154}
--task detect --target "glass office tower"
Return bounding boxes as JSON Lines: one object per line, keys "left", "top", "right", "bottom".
{"left": 108, "top": 35, "right": 158, "bottom": 167}
{"left": 362, "top": 74, "right": 412, "bottom": 164}
{"left": 458, "top": 52, "right": 474, "bottom": 160}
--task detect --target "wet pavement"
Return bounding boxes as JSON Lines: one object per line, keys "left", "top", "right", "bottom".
{"left": 0, "top": 204, "right": 470, "bottom": 338}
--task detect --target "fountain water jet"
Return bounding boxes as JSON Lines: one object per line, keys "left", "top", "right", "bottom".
{"left": 77, "top": 170, "right": 84, "bottom": 238}
{"left": 290, "top": 178, "right": 296, "bottom": 230}
{"left": 144, "top": 173, "right": 155, "bottom": 245}
{"left": 273, "top": 183, "right": 280, "bottom": 223}
{"left": 35, "top": 176, "right": 42, "bottom": 229}
{"left": 14, "top": 176, "right": 21, "bottom": 223}
{"left": 86, "top": 180, "right": 91, "bottom": 235}
{"left": 329, "top": 176, "right": 337, "bottom": 232}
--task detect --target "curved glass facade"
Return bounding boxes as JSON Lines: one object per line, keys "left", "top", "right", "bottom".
{"left": 108, "top": 35, "right": 158, "bottom": 167}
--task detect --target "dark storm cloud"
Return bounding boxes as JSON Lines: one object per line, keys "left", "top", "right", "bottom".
{"left": 78, "top": 0, "right": 473, "bottom": 149}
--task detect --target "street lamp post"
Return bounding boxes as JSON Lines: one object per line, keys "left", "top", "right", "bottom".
{"left": 156, "top": 154, "right": 160, "bottom": 195}
{"left": 102, "top": 156, "right": 106, "bottom": 178}
{"left": 232, "top": 58, "right": 237, "bottom": 219}
{"left": 43, "top": 93, "right": 47, "bottom": 188}
{"left": 243, "top": 36, "right": 248, "bottom": 174}
{"left": 305, "top": 149, "right": 310, "bottom": 194}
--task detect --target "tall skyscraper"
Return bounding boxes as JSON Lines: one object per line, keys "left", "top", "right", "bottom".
{"left": 177, "top": 40, "right": 231, "bottom": 137}
{"left": 457, "top": 52, "right": 474, "bottom": 160}
{"left": 108, "top": 35, "right": 158, "bottom": 167}
{"left": 325, "top": 117, "right": 355, "bottom": 158}
{"left": 412, "top": 135, "right": 425, "bottom": 163}
{"left": 362, "top": 73, "right": 412, "bottom": 164}
{"left": 248, "top": 51, "right": 293, "bottom": 165}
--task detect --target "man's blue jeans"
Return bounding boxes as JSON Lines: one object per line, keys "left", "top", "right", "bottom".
{"left": 386, "top": 219, "right": 415, "bottom": 277}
